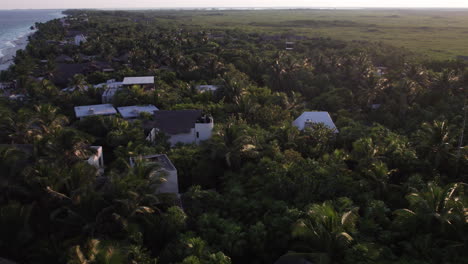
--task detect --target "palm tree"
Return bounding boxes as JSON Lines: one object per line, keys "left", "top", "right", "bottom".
{"left": 0, "top": 107, "right": 35, "bottom": 144}
{"left": 32, "top": 104, "right": 69, "bottom": 139}
{"left": 290, "top": 201, "right": 359, "bottom": 264}
{"left": 394, "top": 64, "right": 429, "bottom": 118}
{"left": 207, "top": 117, "right": 258, "bottom": 169}
{"left": 40, "top": 128, "right": 94, "bottom": 165}
{"left": 393, "top": 182, "right": 467, "bottom": 261}
{"left": 0, "top": 202, "right": 35, "bottom": 261}
{"left": 269, "top": 52, "right": 308, "bottom": 94}
{"left": 217, "top": 64, "right": 250, "bottom": 105}
{"left": 415, "top": 120, "right": 455, "bottom": 171}
{"left": 0, "top": 146, "right": 31, "bottom": 200}
{"left": 70, "top": 74, "right": 89, "bottom": 92}
{"left": 68, "top": 239, "right": 126, "bottom": 264}
{"left": 394, "top": 182, "right": 467, "bottom": 234}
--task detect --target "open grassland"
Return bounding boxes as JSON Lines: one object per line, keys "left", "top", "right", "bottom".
{"left": 157, "top": 9, "right": 468, "bottom": 60}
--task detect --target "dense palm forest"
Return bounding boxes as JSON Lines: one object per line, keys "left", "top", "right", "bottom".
{"left": 0, "top": 9, "right": 466, "bottom": 264}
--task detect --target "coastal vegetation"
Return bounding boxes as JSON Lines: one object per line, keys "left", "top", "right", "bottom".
{"left": 0, "top": 9, "right": 467, "bottom": 264}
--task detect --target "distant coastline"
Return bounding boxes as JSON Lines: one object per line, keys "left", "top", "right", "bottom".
{"left": 0, "top": 33, "right": 33, "bottom": 71}
{"left": 0, "top": 10, "right": 64, "bottom": 72}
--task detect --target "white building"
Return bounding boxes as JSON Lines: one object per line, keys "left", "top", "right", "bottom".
{"left": 74, "top": 104, "right": 117, "bottom": 119}
{"left": 129, "top": 154, "right": 178, "bottom": 194}
{"left": 8, "top": 94, "right": 26, "bottom": 101}
{"left": 117, "top": 105, "right": 159, "bottom": 119}
{"left": 375, "top": 66, "right": 388, "bottom": 77}
{"left": 87, "top": 146, "right": 104, "bottom": 174}
{"left": 74, "top": 34, "right": 87, "bottom": 45}
{"left": 195, "top": 85, "right": 220, "bottom": 93}
{"left": 0, "top": 82, "right": 14, "bottom": 90}
{"left": 99, "top": 79, "right": 124, "bottom": 103}
{"left": 122, "top": 76, "right": 155, "bottom": 90}
{"left": 293, "top": 111, "right": 338, "bottom": 132}
{"left": 145, "top": 110, "right": 214, "bottom": 146}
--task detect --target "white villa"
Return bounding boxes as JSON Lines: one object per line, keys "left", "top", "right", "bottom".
{"left": 117, "top": 105, "right": 159, "bottom": 119}
{"left": 129, "top": 154, "right": 179, "bottom": 194}
{"left": 145, "top": 110, "right": 214, "bottom": 146}
{"left": 293, "top": 111, "right": 338, "bottom": 132}
{"left": 74, "top": 34, "right": 87, "bottom": 45}
{"left": 74, "top": 104, "right": 117, "bottom": 119}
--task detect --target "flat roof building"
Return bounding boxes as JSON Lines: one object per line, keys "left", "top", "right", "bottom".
{"left": 99, "top": 79, "right": 124, "bottom": 103}
{"left": 122, "top": 76, "right": 154, "bottom": 86}
{"left": 144, "top": 110, "right": 214, "bottom": 146}
{"left": 195, "top": 85, "right": 220, "bottom": 93}
{"left": 74, "top": 104, "right": 117, "bottom": 119}
{"left": 122, "top": 76, "right": 155, "bottom": 90}
{"left": 117, "top": 105, "right": 159, "bottom": 119}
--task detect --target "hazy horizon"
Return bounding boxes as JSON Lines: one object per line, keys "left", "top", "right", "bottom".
{"left": 2, "top": 0, "right": 468, "bottom": 10}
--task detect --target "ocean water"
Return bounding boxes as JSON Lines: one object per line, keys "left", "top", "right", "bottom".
{"left": 0, "top": 9, "right": 64, "bottom": 58}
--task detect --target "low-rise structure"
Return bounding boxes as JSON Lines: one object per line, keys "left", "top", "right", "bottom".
{"left": 74, "top": 104, "right": 117, "bottom": 119}
{"left": 293, "top": 111, "right": 338, "bottom": 132}
{"left": 55, "top": 54, "right": 74, "bottom": 63}
{"left": 129, "top": 154, "right": 179, "bottom": 194}
{"left": 371, "top": 104, "right": 382, "bottom": 110}
{"left": 145, "top": 110, "right": 214, "bottom": 146}
{"left": 375, "top": 66, "right": 388, "bottom": 77}
{"left": 122, "top": 76, "right": 155, "bottom": 90}
{"left": 0, "top": 82, "right": 15, "bottom": 90}
{"left": 117, "top": 105, "right": 159, "bottom": 119}
{"left": 195, "top": 85, "right": 220, "bottom": 93}
{"left": 74, "top": 34, "right": 87, "bottom": 45}
{"left": 99, "top": 79, "right": 124, "bottom": 103}
{"left": 87, "top": 146, "right": 105, "bottom": 173}
{"left": 8, "top": 94, "right": 27, "bottom": 101}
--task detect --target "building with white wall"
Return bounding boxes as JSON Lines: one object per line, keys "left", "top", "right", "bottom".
{"left": 74, "top": 104, "right": 117, "bottom": 119}
{"left": 87, "top": 146, "right": 104, "bottom": 174}
{"left": 74, "top": 34, "right": 87, "bottom": 45}
{"left": 129, "top": 154, "right": 178, "bottom": 194}
{"left": 293, "top": 111, "right": 338, "bottom": 132}
{"left": 145, "top": 110, "right": 214, "bottom": 146}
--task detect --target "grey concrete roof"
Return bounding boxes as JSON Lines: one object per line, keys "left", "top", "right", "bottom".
{"left": 122, "top": 76, "right": 154, "bottom": 85}
{"left": 117, "top": 105, "right": 159, "bottom": 119}
{"left": 195, "top": 85, "right": 220, "bottom": 92}
{"left": 74, "top": 104, "right": 117, "bottom": 118}
{"left": 130, "top": 154, "right": 176, "bottom": 171}
{"left": 144, "top": 110, "right": 202, "bottom": 135}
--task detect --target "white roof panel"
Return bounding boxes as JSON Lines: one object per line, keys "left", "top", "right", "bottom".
{"left": 74, "top": 104, "right": 117, "bottom": 118}
{"left": 117, "top": 105, "right": 159, "bottom": 119}
{"left": 195, "top": 85, "right": 220, "bottom": 91}
{"left": 293, "top": 111, "right": 338, "bottom": 132}
{"left": 122, "top": 76, "right": 154, "bottom": 85}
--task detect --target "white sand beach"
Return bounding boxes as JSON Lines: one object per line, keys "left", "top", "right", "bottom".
{"left": 0, "top": 33, "right": 32, "bottom": 72}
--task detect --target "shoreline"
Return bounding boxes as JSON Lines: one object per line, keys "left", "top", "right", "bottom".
{"left": 0, "top": 32, "right": 34, "bottom": 72}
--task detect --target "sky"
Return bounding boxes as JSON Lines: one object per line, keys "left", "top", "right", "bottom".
{"left": 2, "top": 0, "right": 468, "bottom": 9}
